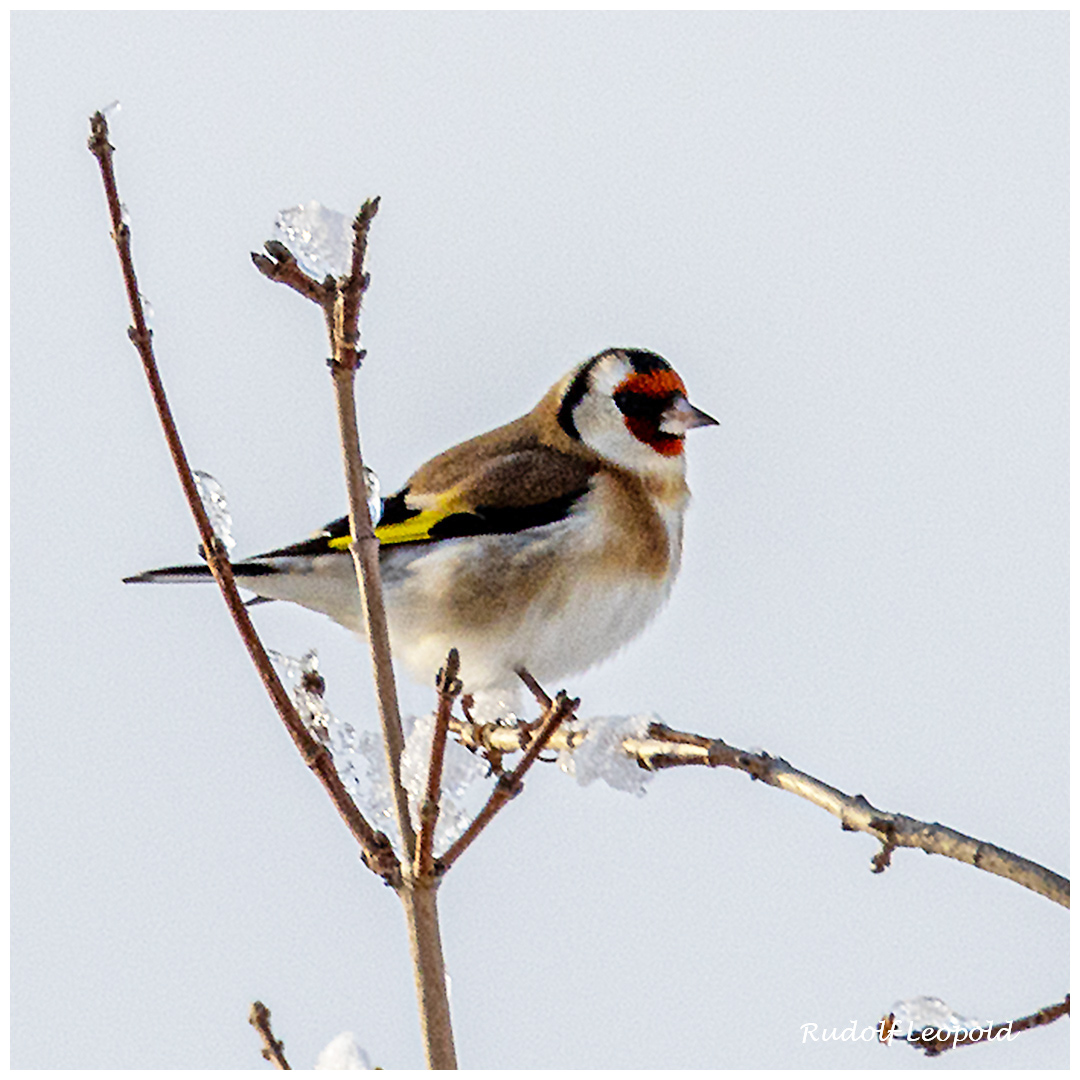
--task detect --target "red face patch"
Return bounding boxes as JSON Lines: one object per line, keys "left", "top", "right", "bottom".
{"left": 614, "top": 369, "right": 688, "bottom": 456}
{"left": 618, "top": 368, "right": 687, "bottom": 400}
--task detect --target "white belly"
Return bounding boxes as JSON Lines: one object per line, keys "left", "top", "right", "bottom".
{"left": 387, "top": 544, "right": 676, "bottom": 691}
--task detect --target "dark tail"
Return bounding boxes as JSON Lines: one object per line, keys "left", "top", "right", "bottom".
{"left": 124, "top": 563, "right": 213, "bottom": 584}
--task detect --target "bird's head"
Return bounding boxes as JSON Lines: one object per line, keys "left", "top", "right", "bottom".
{"left": 555, "top": 348, "right": 717, "bottom": 473}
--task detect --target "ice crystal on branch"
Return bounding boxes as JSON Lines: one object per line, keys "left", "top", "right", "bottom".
{"left": 267, "top": 650, "right": 366, "bottom": 796}
{"left": 193, "top": 470, "right": 235, "bottom": 551}
{"left": 890, "top": 996, "right": 986, "bottom": 1035}
{"left": 349, "top": 716, "right": 489, "bottom": 854}
{"left": 467, "top": 685, "right": 523, "bottom": 725}
{"left": 558, "top": 714, "right": 655, "bottom": 796}
{"left": 315, "top": 1031, "right": 371, "bottom": 1070}
{"left": 274, "top": 201, "right": 353, "bottom": 280}
{"left": 267, "top": 652, "right": 489, "bottom": 855}
{"left": 400, "top": 713, "right": 489, "bottom": 851}
{"left": 362, "top": 465, "right": 381, "bottom": 532}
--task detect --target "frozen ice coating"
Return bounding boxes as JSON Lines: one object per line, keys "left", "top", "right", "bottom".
{"left": 347, "top": 716, "right": 490, "bottom": 853}
{"left": 274, "top": 201, "right": 354, "bottom": 280}
{"left": 267, "top": 649, "right": 492, "bottom": 855}
{"left": 890, "top": 996, "right": 985, "bottom": 1033}
{"left": 467, "top": 685, "right": 523, "bottom": 725}
{"left": 557, "top": 714, "right": 655, "bottom": 796}
{"left": 314, "top": 1031, "right": 371, "bottom": 1070}
{"left": 352, "top": 729, "right": 397, "bottom": 834}
{"left": 193, "top": 470, "right": 235, "bottom": 551}
{"left": 400, "top": 712, "right": 489, "bottom": 851}
{"left": 363, "top": 465, "right": 381, "bottom": 530}
{"left": 267, "top": 650, "right": 366, "bottom": 795}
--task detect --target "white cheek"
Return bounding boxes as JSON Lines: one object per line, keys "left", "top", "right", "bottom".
{"left": 571, "top": 351, "right": 687, "bottom": 475}
{"left": 577, "top": 401, "right": 685, "bottom": 477}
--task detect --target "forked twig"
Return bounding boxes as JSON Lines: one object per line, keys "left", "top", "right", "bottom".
{"left": 440, "top": 691, "right": 579, "bottom": 871}
{"left": 248, "top": 1000, "right": 291, "bottom": 1069}
{"left": 256, "top": 208, "right": 417, "bottom": 860}
{"left": 88, "top": 112, "right": 400, "bottom": 886}
{"left": 256, "top": 202, "right": 457, "bottom": 1069}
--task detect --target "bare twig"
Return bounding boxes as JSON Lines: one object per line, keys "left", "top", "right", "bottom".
{"left": 515, "top": 666, "right": 551, "bottom": 710}
{"left": 326, "top": 203, "right": 417, "bottom": 861}
{"left": 339, "top": 199, "right": 380, "bottom": 359}
{"left": 887, "top": 994, "right": 1069, "bottom": 1056}
{"left": 703, "top": 739, "right": 1070, "bottom": 909}
{"left": 255, "top": 204, "right": 418, "bottom": 863}
{"left": 415, "top": 650, "right": 462, "bottom": 881}
{"left": 440, "top": 691, "right": 579, "bottom": 871}
{"left": 88, "top": 112, "right": 400, "bottom": 887}
{"left": 248, "top": 1000, "right": 291, "bottom": 1069}
{"left": 251, "top": 241, "right": 330, "bottom": 307}
{"left": 258, "top": 200, "right": 457, "bottom": 1068}
{"left": 447, "top": 706, "right": 1068, "bottom": 909}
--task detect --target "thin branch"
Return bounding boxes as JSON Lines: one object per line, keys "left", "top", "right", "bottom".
{"left": 257, "top": 199, "right": 456, "bottom": 1068}
{"left": 703, "top": 738, "right": 1070, "bottom": 910}
{"left": 248, "top": 1000, "right": 291, "bottom": 1069}
{"left": 324, "top": 202, "right": 417, "bottom": 862}
{"left": 516, "top": 666, "right": 551, "bottom": 710}
{"left": 339, "top": 198, "right": 380, "bottom": 361}
{"left": 448, "top": 707, "right": 1068, "bottom": 909}
{"left": 88, "top": 112, "right": 400, "bottom": 886}
{"left": 400, "top": 884, "right": 457, "bottom": 1069}
{"left": 440, "top": 691, "right": 579, "bottom": 871}
{"left": 251, "top": 241, "right": 330, "bottom": 306}
{"left": 251, "top": 204, "right": 418, "bottom": 863}
{"left": 888, "top": 994, "right": 1069, "bottom": 1056}
{"left": 415, "top": 650, "right": 462, "bottom": 881}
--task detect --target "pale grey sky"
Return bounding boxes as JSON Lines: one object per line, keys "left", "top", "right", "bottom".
{"left": 11, "top": 11, "right": 1068, "bottom": 1070}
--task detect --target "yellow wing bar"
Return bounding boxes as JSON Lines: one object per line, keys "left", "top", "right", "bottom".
{"left": 327, "top": 496, "right": 466, "bottom": 550}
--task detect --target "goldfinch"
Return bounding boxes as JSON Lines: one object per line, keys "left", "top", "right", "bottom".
{"left": 126, "top": 348, "right": 717, "bottom": 692}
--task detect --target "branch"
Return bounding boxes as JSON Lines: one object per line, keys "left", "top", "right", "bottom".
{"left": 886, "top": 994, "right": 1070, "bottom": 1056}
{"left": 248, "top": 1000, "right": 291, "bottom": 1069}
{"left": 256, "top": 203, "right": 457, "bottom": 1069}
{"left": 339, "top": 198, "right": 379, "bottom": 362}
{"left": 251, "top": 240, "right": 331, "bottom": 307}
{"left": 267, "top": 202, "right": 416, "bottom": 860}
{"left": 414, "top": 650, "right": 462, "bottom": 881}
{"left": 440, "top": 691, "right": 579, "bottom": 871}
{"left": 701, "top": 734, "right": 1070, "bottom": 909}
{"left": 88, "top": 112, "right": 400, "bottom": 886}
{"left": 448, "top": 710, "right": 1068, "bottom": 910}
{"left": 253, "top": 203, "right": 419, "bottom": 860}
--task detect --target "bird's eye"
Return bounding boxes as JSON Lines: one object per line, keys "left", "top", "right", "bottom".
{"left": 614, "top": 389, "right": 669, "bottom": 420}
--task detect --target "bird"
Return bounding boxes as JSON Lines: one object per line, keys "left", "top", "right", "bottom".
{"left": 126, "top": 347, "right": 717, "bottom": 694}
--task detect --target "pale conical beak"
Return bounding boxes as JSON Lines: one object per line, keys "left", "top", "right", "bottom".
{"left": 660, "top": 395, "right": 720, "bottom": 436}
